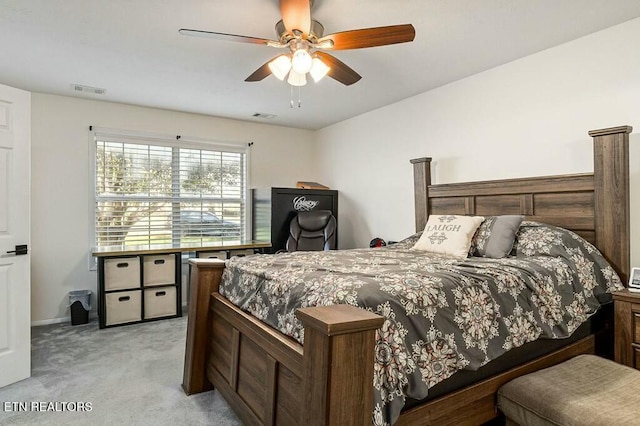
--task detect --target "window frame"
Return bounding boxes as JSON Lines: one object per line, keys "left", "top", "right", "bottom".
{"left": 88, "top": 127, "right": 251, "bottom": 254}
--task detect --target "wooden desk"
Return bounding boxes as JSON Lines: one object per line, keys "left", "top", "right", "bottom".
{"left": 92, "top": 241, "right": 272, "bottom": 257}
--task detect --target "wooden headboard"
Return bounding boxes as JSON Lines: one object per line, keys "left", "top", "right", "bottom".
{"left": 411, "top": 125, "right": 632, "bottom": 283}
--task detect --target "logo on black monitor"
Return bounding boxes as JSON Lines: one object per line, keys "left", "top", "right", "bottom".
{"left": 293, "top": 196, "right": 319, "bottom": 211}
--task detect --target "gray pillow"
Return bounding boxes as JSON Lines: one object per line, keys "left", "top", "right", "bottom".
{"left": 470, "top": 215, "right": 524, "bottom": 258}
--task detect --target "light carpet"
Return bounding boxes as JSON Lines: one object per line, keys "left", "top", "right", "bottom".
{"left": 0, "top": 317, "right": 242, "bottom": 425}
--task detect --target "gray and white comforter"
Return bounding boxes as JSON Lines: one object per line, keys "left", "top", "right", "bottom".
{"left": 219, "top": 222, "right": 623, "bottom": 425}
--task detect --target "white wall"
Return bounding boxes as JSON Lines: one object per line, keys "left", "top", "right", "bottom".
{"left": 31, "top": 93, "right": 317, "bottom": 323}
{"left": 315, "top": 17, "right": 640, "bottom": 271}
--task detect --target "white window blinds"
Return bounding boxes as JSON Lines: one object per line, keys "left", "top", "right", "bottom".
{"left": 93, "top": 130, "right": 247, "bottom": 248}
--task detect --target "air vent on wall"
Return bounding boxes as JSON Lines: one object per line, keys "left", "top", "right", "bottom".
{"left": 71, "top": 84, "right": 106, "bottom": 95}
{"left": 252, "top": 112, "right": 276, "bottom": 119}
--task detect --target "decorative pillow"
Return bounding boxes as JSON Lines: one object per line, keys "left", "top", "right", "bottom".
{"left": 413, "top": 215, "right": 484, "bottom": 259}
{"left": 470, "top": 215, "right": 524, "bottom": 258}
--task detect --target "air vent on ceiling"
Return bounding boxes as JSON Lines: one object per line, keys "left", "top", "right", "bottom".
{"left": 252, "top": 113, "right": 276, "bottom": 119}
{"left": 71, "top": 84, "right": 106, "bottom": 95}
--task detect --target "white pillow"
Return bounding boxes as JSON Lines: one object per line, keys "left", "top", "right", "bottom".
{"left": 413, "top": 215, "right": 485, "bottom": 259}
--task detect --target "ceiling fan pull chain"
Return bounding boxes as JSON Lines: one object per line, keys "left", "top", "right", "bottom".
{"left": 298, "top": 86, "right": 302, "bottom": 108}
{"left": 290, "top": 85, "right": 294, "bottom": 108}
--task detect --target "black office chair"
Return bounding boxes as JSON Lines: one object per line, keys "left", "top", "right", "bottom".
{"left": 286, "top": 210, "right": 336, "bottom": 252}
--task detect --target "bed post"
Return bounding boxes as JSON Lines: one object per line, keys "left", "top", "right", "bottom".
{"left": 296, "top": 305, "right": 385, "bottom": 426}
{"left": 588, "top": 125, "right": 633, "bottom": 284}
{"left": 182, "top": 258, "right": 226, "bottom": 395}
{"left": 411, "top": 157, "right": 432, "bottom": 233}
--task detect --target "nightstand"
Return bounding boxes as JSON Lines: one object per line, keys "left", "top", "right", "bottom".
{"left": 613, "top": 289, "right": 640, "bottom": 369}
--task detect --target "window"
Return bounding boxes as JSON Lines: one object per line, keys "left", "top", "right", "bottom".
{"left": 92, "top": 130, "right": 248, "bottom": 248}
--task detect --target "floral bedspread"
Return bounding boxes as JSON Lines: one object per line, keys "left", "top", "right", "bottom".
{"left": 219, "top": 222, "right": 622, "bottom": 425}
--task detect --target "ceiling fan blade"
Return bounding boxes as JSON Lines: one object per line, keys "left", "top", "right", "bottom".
{"left": 314, "top": 52, "right": 361, "bottom": 86}
{"left": 319, "top": 24, "right": 415, "bottom": 50}
{"left": 245, "top": 60, "right": 274, "bottom": 82}
{"left": 280, "top": 0, "right": 311, "bottom": 34}
{"left": 179, "top": 28, "right": 275, "bottom": 46}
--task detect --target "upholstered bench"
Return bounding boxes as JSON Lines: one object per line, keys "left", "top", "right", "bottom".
{"left": 497, "top": 355, "right": 640, "bottom": 425}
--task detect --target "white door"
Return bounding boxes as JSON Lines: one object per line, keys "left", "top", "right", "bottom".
{"left": 0, "top": 84, "right": 31, "bottom": 388}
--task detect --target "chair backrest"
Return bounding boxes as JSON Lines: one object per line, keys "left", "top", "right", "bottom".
{"left": 286, "top": 210, "right": 336, "bottom": 252}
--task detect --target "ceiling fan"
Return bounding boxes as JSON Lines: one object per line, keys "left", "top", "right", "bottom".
{"left": 179, "top": 0, "right": 415, "bottom": 87}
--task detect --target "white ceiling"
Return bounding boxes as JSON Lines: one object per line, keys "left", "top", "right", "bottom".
{"left": 1, "top": 0, "right": 640, "bottom": 130}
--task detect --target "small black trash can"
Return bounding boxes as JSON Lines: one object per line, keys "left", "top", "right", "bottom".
{"left": 69, "top": 290, "right": 91, "bottom": 325}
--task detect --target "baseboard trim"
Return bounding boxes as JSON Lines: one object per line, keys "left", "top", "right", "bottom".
{"left": 32, "top": 317, "right": 68, "bottom": 326}
{"left": 32, "top": 313, "right": 98, "bottom": 327}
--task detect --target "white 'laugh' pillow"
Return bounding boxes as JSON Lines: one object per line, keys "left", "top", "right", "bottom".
{"left": 413, "top": 214, "right": 485, "bottom": 259}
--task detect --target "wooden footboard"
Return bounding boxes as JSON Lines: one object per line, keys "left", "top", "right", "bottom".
{"left": 183, "top": 258, "right": 384, "bottom": 425}
{"left": 183, "top": 260, "right": 597, "bottom": 426}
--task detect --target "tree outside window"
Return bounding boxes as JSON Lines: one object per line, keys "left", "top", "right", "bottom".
{"left": 95, "top": 139, "right": 245, "bottom": 248}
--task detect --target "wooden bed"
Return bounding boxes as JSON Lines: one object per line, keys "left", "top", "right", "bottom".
{"left": 182, "top": 125, "right": 632, "bottom": 425}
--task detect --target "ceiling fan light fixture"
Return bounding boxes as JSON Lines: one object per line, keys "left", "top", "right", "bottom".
{"left": 287, "top": 70, "right": 307, "bottom": 86}
{"left": 268, "top": 55, "right": 292, "bottom": 80}
{"left": 291, "top": 49, "right": 313, "bottom": 74}
{"left": 309, "top": 57, "right": 330, "bottom": 82}
{"left": 180, "top": 4, "right": 416, "bottom": 90}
